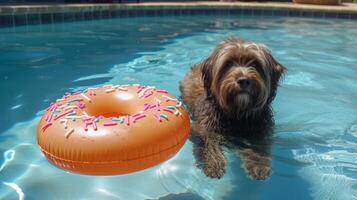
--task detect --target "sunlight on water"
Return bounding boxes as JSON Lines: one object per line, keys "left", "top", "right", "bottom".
{"left": 0, "top": 16, "right": 356, "bottom": 200}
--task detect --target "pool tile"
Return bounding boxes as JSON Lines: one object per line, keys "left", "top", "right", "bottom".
{"left": 135, "top": 9, "right": 145, "bottom": 17}
{"left": 117, "top": 9, "right": 127, "bottom": 18}
{"left": 128, "top": 9, "right": 137, "bottom": 17}
{"left": 262, "top": 9, "right": 273, "bottom": 16}
{"left": 229, "top": 8, "right": 242, "bottom": 16}
{"left": 14, "top": 14, "right": 27, "bottom": 26}
{"left": 101, "top": 10, "right": 111, "bottom": 19}
{"left": 301, "top": 11, "right": 313, "bottom": 18}
{"left": 351, "top": 13, "right": 357, "bottom": 19}
{"left": 83, "top": 11, "right": 93, "bottom": 20}
{"left": 0, "top": 15, "right": 14, "bottom": 28}
{"left": 252, "top": 9, "right": 262, "bottom": 16}
{"left": 209, "top": 9, "right": 221, "bottom": 15}
{"left": 1, "top": 3, "right": 357, "bottom": 28}
{"left": 156, "top": 9, "right": 164, "bottom": 16}
{"left": 313, "top": 12, "right": 324, "bottom": 18}
{"left": 92, "top": 11, "right": 102, "bottom": 19}
{"left": 74, "top": 12, "right": 84, "bottom": 21}
{"left": 40, "top": 13, "right": 53, "bottom": 24}
{"left": 145, "top": 9, "right": 156, "bottom": 17}
{"left": 325, "top": 12, "right": 338, "bottom": 18}
{"left": 242, "top": 9, "right": 252, "bottom": 16}
{"left": 63, "top": 12, "right": 75, "bottom": 22}
{"left": 27, "top": 13, "right": 41, "bottom": 25}
{"left": 338, "top": 13, "right": 350, "bottom": 19}
{"left": 173, "top": 9, "right": 181, "bottom": 16}
{"left": 289, "top": 10, "right": 301, "bottom": 17}
{"left": 274, "top": 9, "right": 288, "bottom": 16}
{"left": 53, "top": 12, "right": 64, "bottom": 23}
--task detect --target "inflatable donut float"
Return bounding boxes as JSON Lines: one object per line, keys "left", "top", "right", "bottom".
{"left": 37, "top": 84, "right": 190, "bottom": 175}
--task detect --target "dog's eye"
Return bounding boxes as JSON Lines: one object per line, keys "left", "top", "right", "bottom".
{"left": 250, "top": 60, "right": 261, "bottom": 68}
{"left": 224, "top": 60, "right": 235, "bottom": 68}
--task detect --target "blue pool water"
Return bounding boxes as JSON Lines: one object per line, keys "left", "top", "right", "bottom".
{"left": 0, "top": 15, "right": 357, "bottom": 200}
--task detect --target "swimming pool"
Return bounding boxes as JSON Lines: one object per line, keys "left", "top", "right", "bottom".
{"left": 0, "top": 15, "right": 356, "bottom": 200}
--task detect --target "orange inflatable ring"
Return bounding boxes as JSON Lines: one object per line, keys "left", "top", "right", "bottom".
{"left": 37, "top": 84, "right": 190, "bottom": 175}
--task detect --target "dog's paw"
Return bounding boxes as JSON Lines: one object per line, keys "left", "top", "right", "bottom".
{"left": 203, "top": 164, "right": 225, "bottom": 179}
{"left": 246, "top": 165, "right": 272, "bottom": 180}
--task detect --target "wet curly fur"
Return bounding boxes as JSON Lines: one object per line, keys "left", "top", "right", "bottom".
{"left": 179, "top": 37, "right": 286, "bottom": 180}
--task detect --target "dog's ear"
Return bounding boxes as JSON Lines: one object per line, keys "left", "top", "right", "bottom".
{"left": 201, "top": 57, "right": 213, "bottom": 97}
{"left": 270, "top": 56, "right": 286, "bottom": 82}
{"left": 258, "top": 44, "right": 286, "bottom": 103}
{"left": 259, "top": 44, "right": 286, "bottom": 80}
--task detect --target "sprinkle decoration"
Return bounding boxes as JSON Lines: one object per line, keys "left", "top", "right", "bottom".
{"left": 103, "top": 122, "right": 118, "bottom": 126}
{"left": 41, "top": 84, "right": 185, "bottom": 135}
{"left": 65, "top": 128, "right": 74, "bottom": 138}
{"left": 80, "top": 93, "right": 91, "bottom": 102}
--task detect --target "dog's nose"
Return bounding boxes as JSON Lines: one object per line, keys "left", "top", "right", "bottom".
{"left": 237, "top": 78, "right": 251, "bottom": 89}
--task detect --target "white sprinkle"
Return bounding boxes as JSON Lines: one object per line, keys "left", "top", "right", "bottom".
{"left": 56, "top": 98, "right": 65, "bottom": 102}
{"left": 64, "top": 116, "right": 82, "bottom": 119}
{"left": 60, "top": 119, "right": 68, "bottom": 128}
{"left": 64, "top": 106, "right": 77, "bottom": 111}
{"left": 105, "top": 88, "right": 116, "bottom": 93}
{"left": 117, "top": 86, "right": 128, "bottom": 91}
{"left": 65, "top": 128, "right": 74, "bottom": 138}
{"left": 80, "top": 93, "right": 91, "bottom": 102}
{"left": 162, "top": 95, "right": 177, "bottom": 102}
{"left": 83, "top": 111, "right": 89, "bottom": 116}
{"left": 139, "top": 86, "right": 155, "bottom": 98}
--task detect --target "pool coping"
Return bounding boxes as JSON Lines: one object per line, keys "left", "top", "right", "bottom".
{"left": 0, "top": 2, "right": 356, "bottom": 28}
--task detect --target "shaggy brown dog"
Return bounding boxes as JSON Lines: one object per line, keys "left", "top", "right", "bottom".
{"left": 179, "top": 37, "right": 286, "bottom": 180}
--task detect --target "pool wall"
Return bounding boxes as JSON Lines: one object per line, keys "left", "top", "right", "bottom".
{"left": 0, "top": 2, "right": 357, "bottom": 28}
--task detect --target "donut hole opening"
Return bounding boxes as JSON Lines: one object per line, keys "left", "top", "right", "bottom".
{"left": 86, "top": 106, "right": 132, "bottom": 118}
{"left": 84, "top": 93, "right": 139, "bottom": 118}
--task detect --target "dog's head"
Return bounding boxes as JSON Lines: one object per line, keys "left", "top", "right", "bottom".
{"left": 201, "top": 37, "right": 286, "bottom": 117}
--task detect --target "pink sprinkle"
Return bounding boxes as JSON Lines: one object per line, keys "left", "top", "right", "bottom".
{"left": 54, "top": 109, "right": 74, "bottom": 121}
{"left": 76, "top": 101, "right": 85, "bottom": 109}
{"left": 132, "top": 112, "right": 144, "bottom": 118}
{"left": 46, "top": 113, "right": 53, "bottom": 122}
{"left": 103, "top": 122, "right": 118, "bottom": 126}
{"left": 46, "top": 103, "right": 58, "bottom": 112}
{"left": 144, "top": 91, "right": 154, "bottom": 98}
{"left": 133, "top": 114, "right": 146, "bottom": 122}
{"left": 156, "top": 101, "right": 161, "bottom": 111}
{"left": 84, "top": 118, "right": 97, "bottom": 131}
{"left": 125, "top": 116, "right": 131, "bottom": 126}
{"left": 92, "top": 121, "right": 97, "bottom": 130}
{"left": 63, "top": 92, "right": 72, "bottom": 99}
{"left": 156, "top": 89, "right": 168, "bottom": 94}
{"left": 41, "top": 122, "right": 52, "bottom": 132}
{"left": 163, "top": 108, "right": 174, "bottom": 114}
{"left": 143, "top": 103, "right": 151, "bottom": 111}
{"left": 137, "top": 86, "right": 146, "bottom": 94}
